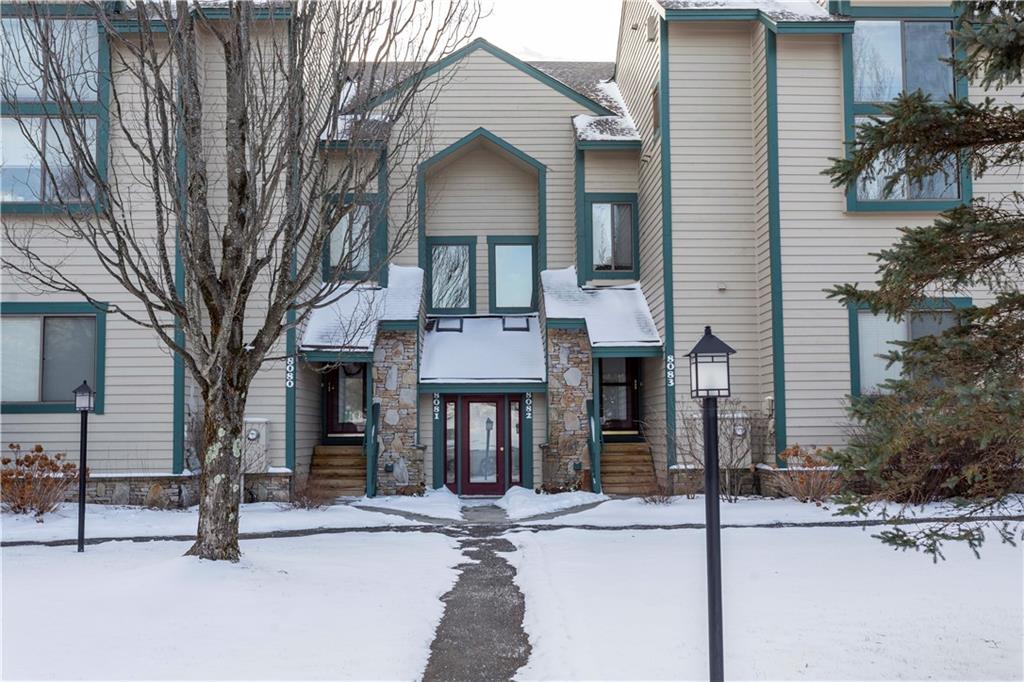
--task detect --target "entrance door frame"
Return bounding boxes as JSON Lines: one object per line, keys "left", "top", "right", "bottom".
{"left": 597, "top": 357, "right": 643, "bottom": 440}
{"left": 458, "top": 394, "right": 506, "bottom": 495}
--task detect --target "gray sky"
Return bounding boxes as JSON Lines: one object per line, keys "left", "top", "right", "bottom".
{"left": 473, "top": 0, "right": 622, "bottom": 62}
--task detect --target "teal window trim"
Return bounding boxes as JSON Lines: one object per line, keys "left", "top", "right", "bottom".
{"left": 841, "top": 14, "right": 972, "bottom": 213}
{"left": 487, "top": 235, "right": 538, "bottom": 314}
{"left": 418, "top": 127, "right": 546, "bottom": 276}
{"left": 847, "top": 296, "right": 972, "bottom": 397}
{"left": 426, "top": 235, "right": 476, "bottom": 315}
{"left": 0, "top": 6, "right": 110, "bottom": 215}
{"left": 321, "top": 191, "right": 386, "bottom": 282}
{"left": 829, "top": 2, "right": 956, "bottom": 19}
{"left": 1, "top": 301, "right": 107, "bottom": 414}
{"left": 581, "top": 192, "right": 640, "bottom": 282}
{"left": 365, "top": 38, "right": 616, "bottom": 117}
{"left": 418, "top": 382, "right": 547, "bottom": 395}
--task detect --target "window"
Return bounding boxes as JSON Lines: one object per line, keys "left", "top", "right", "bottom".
{"left": 427, "top": 237, "right": 475, "bottom": 313}
{"left": 0, "top": 15, "right": 103, "bottom": 209}
{"left": 1, "top": 303, "right": 105, "bottom": 413}
{"left": 509, "top": 399, "right": 521, "bottom": 485}
{"left": 584, "top": 194, "right": 638, "bottom": 280}
{"left": 852, "top": 302, "right": 965, "bottom": 395}
{"left": 845, "top": 18, "right": 965, "bottom": 209}
{"left": 488, "top": 236, "right": 536, "bottom": 313}
{"left": 328, "top": 203, "right": 371, "bottom": 274}
{"left": 853, "top": 20, "right": 954, "bottom": 104}
{"left": 652, "top": 85, "right": 660, "bottom": 133}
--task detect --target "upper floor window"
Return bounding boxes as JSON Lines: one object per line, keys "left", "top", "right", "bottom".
{"left": 488, "top": 236, "right": 536, "bottom": 313}
{"left": 853, "top": 20, "right": 954, "bottom": 103}
{"left": 0, "top": 16, "right": 103, "bottom": 208}
{"left": 1, "top": 306, "right": 105, "bottom": 413}
{"left": 328, "top": 202, "right": 372, "bottom": 275}
{"left": 853, "top": 303, "right": 963, "bottom": 395}
{"left": 585, "top": 194, "right": 638, "bottom": 280}
{"left": 427, "top": 237, "right": 475, "bottom": 313}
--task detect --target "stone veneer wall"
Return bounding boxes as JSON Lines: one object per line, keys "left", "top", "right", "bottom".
{"left": 372, "top": 329, "right": 421, "bottom": 494}
{"left": 65, "top": 472, "right": 291, "bottom": 507}
{"left": 545, "top": 328, "right": 592, "bottom": 488}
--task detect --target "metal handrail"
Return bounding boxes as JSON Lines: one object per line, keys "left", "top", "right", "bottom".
{"left": 365, "top": 402, "right": 380, "bottom": 497}
{"left": 586, "top": 398, "right": 602, "bottom": 494}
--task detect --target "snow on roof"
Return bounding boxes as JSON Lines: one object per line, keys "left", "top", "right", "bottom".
{"left": 300, "top": 265, "right": 422, "bottom": 351}
{"left": 419, "top": 315, "right": 546, "bottom": 383}
{"left": 573, "top": 114, "right": 641, "bottom": 142}
{"left": 542, "top": 267, "right": 661, "bottom": 348}
{"left": 657, "top": 0, "right": 843, "bottom": 22}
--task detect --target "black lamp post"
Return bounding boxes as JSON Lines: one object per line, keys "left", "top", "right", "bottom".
{"left": 686, "top": 325, "right": 736, "bottom": 682}
{"left": 73, "top": 380, "right": 95, "bottom": 553}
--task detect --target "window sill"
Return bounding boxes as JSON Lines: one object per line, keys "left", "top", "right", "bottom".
{"left": 2, "top": 402, "right": 104, "bottom": 415}
{"left": 586, "top": 273, "right": 640, "bottom": 284}
{"left": 1, "top": 201, "right": 98, "bottom": 216}
{"left": 846, "top": 198, "right": 966, "bottom": 214}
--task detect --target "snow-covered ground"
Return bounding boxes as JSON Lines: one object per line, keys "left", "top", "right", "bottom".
{"left": 356, "top": 485, "right": 465, "bottom": 520}
{"left": 1, "top": 501, "right": 414, "bottom": 543}
{"left": 495, "top": 486, "right": 607, "bottom": 520}
{"left": 528, "top": 494, "right": 1024, "bottom": 527}
{"left": 506, "top": 526, "right": 1024, "bottom": 681}
{"left": 3, "top": 533, "right": 462, "bottom": 681}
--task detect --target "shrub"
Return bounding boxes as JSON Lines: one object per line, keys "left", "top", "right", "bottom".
{"left": 283, "top": 480, "right": 334, "bottom": 509}
{"left": 777, "top": 444, "right": 841, "bottom": 504}
{"left": 641, "top": 482, "right": 674, "bottom": 505}
{"left": 1, "top": 444, "right": 79, "bottom": 519}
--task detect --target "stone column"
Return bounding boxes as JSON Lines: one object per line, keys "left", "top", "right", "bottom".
{"left": 545, "top": 328, "right": 592, "bottom": 488}
{"left": 373, "top": 329, "right": 421, "bottom": 495}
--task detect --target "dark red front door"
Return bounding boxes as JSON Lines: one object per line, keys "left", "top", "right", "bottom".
{"left": 459, "top": 395, "right": 505, "bottom": 495}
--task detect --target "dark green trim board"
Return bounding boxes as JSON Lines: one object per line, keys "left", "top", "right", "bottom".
{"left": 581, "top": 192, "right": 640, "bottom": 282}
{"left": 418, "top": 383, "right": 547, "bottom": 395}
{"left": 829, "top": 2, "right": 955, "bottom": 19}
{"left": 765, "top": 31, "right": 788, "bottom": 465}
{"left": 425, "top": 236, "right": 477, "bottom": 315}
{"left": 658, "top": 18, "right": 678, "bottom": 468}
{"left": 840, "top": 17, "right": 972, "bottom": 212}
{"left": 301, "top": 350, "right": 374, "bottom": 364}
{"left": 663, "top": 5, "right": 853, "bottom": 34}
{"left": 172, "top": 114, "right": 187, "bottom": 474}
{"left": 847, "top": 297, "right": 972, "bottom": 398}
{"left": 592, "top": 346, "right": 663, "bottom": 359}
{"left": 487, "top": 235, "right": 539, "bottom": 314}
{"left": 417, "top": 127, "right": 546, "bottom": 278}
{"left": 575, "top": 139, "right": 643, "bottom": 151}
{"left": 520, "top": 392, "right": 535, "bottom": 489}
{"left": 1, "top": 301, "right": 108, "bottom": 414}
{"left": 380, "top": 320, "right": 418, "bottom": 331}
{"left": 432, "top": 392, "right": 445, "bottom": 488}
{"left": 364, "top": 38, "right": 616, "bottom": 117}
{"left": 575, "top": 148, "right": 586, "bottom": 286}
{"left": 546, "top": 318, "right": 588, "bottom": 330}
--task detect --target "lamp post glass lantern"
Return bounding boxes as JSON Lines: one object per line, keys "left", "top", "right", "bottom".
{"left": 686, "top": 326, "right": 735, "bottom": 682}
{"left": 73, "top": 380, "right": 95, "bottom": 553}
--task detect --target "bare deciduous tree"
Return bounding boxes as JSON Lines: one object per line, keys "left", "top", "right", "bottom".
{"left": 1, "top": 0, "right": 481, "bottom": 560}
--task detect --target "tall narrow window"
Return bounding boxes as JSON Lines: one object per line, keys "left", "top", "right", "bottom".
{"left": 591, "top": 202, "right": 634, "bottom": 273}
{"left": 510, "top": 399, "right": 521, "bottom": 485}
{"left": 329, "top": 203, "right": 371, "bottom": 273}
{"left": 429, "top": 239, "right": 473, "bottom": 312}
{"left": 445, "top": 400, "right": 457, "bottom": 485}
{"left": 489, "top": 237, "right": 536, "bottom": 313}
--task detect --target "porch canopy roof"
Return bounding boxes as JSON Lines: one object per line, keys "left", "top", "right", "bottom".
{"left": 542, "top": 267, "right": 662, "bottom": 349}
{"left": 419, "top": 314, "right": 546, "bottom": 384}
{"left": 300, "top": 265, "right": 422, "bottom": 353}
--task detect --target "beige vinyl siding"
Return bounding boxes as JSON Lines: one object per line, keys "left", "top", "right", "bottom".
{"left": 773, "top": 33, "right": 1002, "bottom": 451}
{"left": 424, "top": 144, "right": 538, "bottom": 313}
{"left": 1, "top": 39, "right": 179, "bottom": 473}
{"left": 388, "top": 48, "right": 591, "bottom": 276}
{"left": 584, "top": 150, "right": 640, "bottom": 193}
{"left": 667, "top": 22, "right": 762, "bottom": 423}
{"left": 293, "top": 362, "right": 322, "bottom": 487}
{"left": 616, "top": 1, "right": 669, "bottom": 475}
{"left": 750, "top": 24, "right": 775, "bottom": 459}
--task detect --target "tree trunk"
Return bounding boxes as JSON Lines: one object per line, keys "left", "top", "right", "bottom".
{"left": 185, "top": 386, "right": 246, "bottom": 561}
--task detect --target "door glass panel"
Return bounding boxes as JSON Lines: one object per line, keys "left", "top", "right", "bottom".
{"left": 445, "top": 401, "right": 456, "bottom": 484}
{"left": 602, "top": 386, "right": 629, "bottom": 424}
{"left": 468, "top": 401, "right": 498, "bottom": 483}
{"left": 42, "top": 316, "right": 95, "bottom": 402}
{"left": 601, "top": 357, "right": 627, "bottom": 383}
{"left": 336, "top": 364, "right": 366, "bottom": 433}
{"left": 510, "top": 400, "right": 521, "bottom": 484}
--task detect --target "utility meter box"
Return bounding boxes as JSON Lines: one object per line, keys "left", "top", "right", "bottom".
{"left": 242, "top": 417, "right": 270, "bottom": 474}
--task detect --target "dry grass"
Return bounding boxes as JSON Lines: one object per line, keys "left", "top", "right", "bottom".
{"left": 777, "top": 445, "right": 842, "bottom": 504}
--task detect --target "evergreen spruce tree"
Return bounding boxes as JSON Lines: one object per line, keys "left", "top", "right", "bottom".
{"left": 824, "top": 1, "right": 1024, "bottom": 559}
